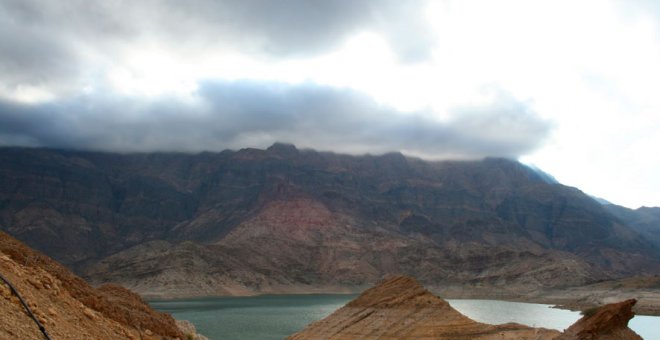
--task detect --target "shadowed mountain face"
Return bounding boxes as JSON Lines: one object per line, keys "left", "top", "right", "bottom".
{"left": 603, "top": 204, "right": 660, "bottom": 249}
{"left": 0, "top": 144, "right": 658, "bottom": 296}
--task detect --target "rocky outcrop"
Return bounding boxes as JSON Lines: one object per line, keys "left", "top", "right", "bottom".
{"left": 176, "top": 320, "right": 209, "bottom": 340}
{"left": 556, "top": 299, "right": 641, "bottom": 340}
{"left": 289, "top": 276, "right": 643, "bottom": 340}
{"left": 0, "top": 231, "right": 184, "bottom": 339}
{"left": 1, "top": 146, "right": 659, "bottom": 297}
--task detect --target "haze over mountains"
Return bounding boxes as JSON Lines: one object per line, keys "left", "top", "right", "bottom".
{"left": 0, "top": 144, "right": 658, "bottom": 297}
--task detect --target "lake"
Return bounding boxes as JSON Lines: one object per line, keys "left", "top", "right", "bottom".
{"left": 150, "top": 295, "right": 659, "bottom": 340}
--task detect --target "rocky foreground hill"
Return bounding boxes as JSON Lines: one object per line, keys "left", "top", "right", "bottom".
{"left": 0, "top": 144, "right": 659, "bottom": 297}
{"left": 289, "top": 276, "right": 642, "bottom": 339}
{"left": 0, "top": 232, "right": 208, "bottom": 339}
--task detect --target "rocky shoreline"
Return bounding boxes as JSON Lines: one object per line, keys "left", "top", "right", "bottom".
{"left": 430, "top": 276, "right": 660, "bottom": 316}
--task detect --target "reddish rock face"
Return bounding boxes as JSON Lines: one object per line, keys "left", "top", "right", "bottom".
{"left": 289, "top": 276, "right": 643, "bottom": 340}
{"left": 556, "top": 299, "right": 642, "bottom": 340}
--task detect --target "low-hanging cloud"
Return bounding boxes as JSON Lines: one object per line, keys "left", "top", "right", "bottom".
{"left": 0, "top": 0, "right": 548, "bottom": 159}
{"left": 0, "top": 81, "right": 551, "bottom": 159}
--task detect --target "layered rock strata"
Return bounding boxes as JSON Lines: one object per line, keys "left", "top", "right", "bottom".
{"left": 0, "top": 231, "right": 184, "bottom": 339}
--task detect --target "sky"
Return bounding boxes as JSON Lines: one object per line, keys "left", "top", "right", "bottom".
{"left": 0, "top": 0, "right": 658, "bottom": 209}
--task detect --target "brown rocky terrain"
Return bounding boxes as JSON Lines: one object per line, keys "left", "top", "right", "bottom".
{"left": 1, "top": 144, "right": 659, "bottom": 299}
{"left": 540, "top": 276, "right": 660, "bottom": 316}
{"left": 289, "top": 276, "right": 642, "bottom": 340}
{"left": 0, "top": 231, "right": 190, "bottom": 339}
{"left": 84, "top": 195, "right": 609, "bottom": 299}
{"left": 555, "top": 299, "right": 642, "bottom": 340}
{"left": 426, "top": 275, "right": 660, "bottom": 316}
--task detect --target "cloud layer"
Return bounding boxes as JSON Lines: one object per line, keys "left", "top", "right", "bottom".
{"left": 0, "top": 0, "right": 553, "bottom": 159}
{"left": 0, "top": 0, "right": 433, "bottom": 92}
{"left": 0, "top": 81, "right": 550, "bottom": 158}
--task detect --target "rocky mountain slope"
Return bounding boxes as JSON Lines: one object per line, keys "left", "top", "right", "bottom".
{"left": 0, "top": 231, "right": 185, "bottom": 339}
{"left": 1, "top": 144, "right": 658, "bottom": 297}
{"left": 289, "top": 276, "right": 642, "bottom": 340}
{"left": 603, "top": 204, "right": 660, "bottom": 249}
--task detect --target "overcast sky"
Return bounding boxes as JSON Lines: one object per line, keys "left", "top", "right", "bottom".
{"left": 0, "top": 0, "right": 658, "bottom": 208}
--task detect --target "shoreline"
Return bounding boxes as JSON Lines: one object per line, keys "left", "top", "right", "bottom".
{"left": 140, "top": 283, "right": 660, "bottom": 316}
{"left": 432, "top": 286, "right": 660, "bottom": 316}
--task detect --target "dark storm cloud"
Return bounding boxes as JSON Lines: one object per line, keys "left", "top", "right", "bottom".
{"left": 0, "top": 81, "right": 551, "bottom": 158}
{"left": 0, "top": 0, "right": 550, "bottom": 158}
{"left": 182, "top": 0, "right": 436, "bottom": 60}
{"left": 0, "top": 0, "right": 435, "bottom": 108}
{"left": 0, "top": 0, "right": 434, "bottom": 86}
{"left": 0, "top": 3, "right": 81, "bottom": 88}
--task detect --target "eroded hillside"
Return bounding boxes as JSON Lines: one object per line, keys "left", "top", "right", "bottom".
{"left": 0, "top": 231, "right": 184, "bottom": 339}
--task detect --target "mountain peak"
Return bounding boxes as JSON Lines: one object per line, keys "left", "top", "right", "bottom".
{"left": 346, "top": 275, "right": 448, "bottom": 309}
{"left": 266, "top": 142, "right": 299, "bottom": 156}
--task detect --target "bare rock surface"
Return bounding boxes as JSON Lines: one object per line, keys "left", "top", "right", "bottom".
{"left": 0, "top": 231, "right": 184, "bottom": 339}
{"left": 556, "top": 299, "right": 642, "bottom": 340}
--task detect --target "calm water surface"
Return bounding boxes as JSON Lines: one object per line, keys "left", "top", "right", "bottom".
{"left": 150, "top": 294, "right": 353, "bottom": 339}
{"left": 150, "top": 295, "right": 659, "bottom": 340}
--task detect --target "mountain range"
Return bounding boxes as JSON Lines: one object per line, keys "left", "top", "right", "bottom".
{"left": 0, "top": 143, "right": 658, "bottom": 297}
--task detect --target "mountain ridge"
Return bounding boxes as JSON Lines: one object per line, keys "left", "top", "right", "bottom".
{"left": 0, "top": 144, "right": 658, "bottom": 297}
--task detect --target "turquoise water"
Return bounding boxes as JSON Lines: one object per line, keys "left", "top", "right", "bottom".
{"left": 150, "top": 295, "right": 659, "bottom": 340}
{"left": 150, "top": 294, "right": 354, "bottom": 339}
